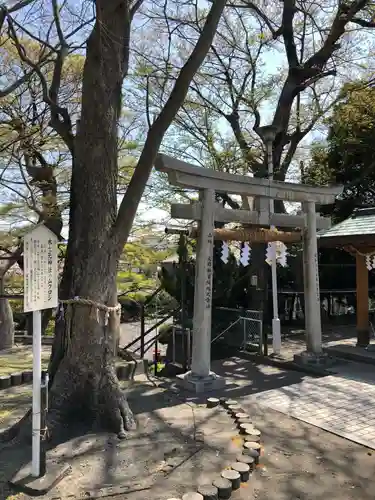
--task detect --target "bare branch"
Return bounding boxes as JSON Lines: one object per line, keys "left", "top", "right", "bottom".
{"left": 226, "top": 1, "right": 281, "bottom": 38}
{"left": 0, "top": 68, "right": 34, "bottom": 97}
{"left": 7, "top": 14, "right": 74, "bottom": 152}
{"left": 282, "top": 0, "right": 298, "bottom": 68}
{"left": 113, "top": 0, "right": 227, "bottom": 247}
{"left": 351, "top": 17, "right": 375, "bottom": 28}
{"left": 130, "top": 0, "right": 144, "bottom": 20}
{"left": 304, "top": 0, "right": 370, "bottom": 70}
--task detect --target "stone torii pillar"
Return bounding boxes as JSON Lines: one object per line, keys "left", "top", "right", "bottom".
{"left": 305, "top": 201, "right": 322, "bottom": 353}
{"left": 296, "top": 201, "right": 325, "bottom": 363}
{"left": 177, "top": 188, "right": 225, "bottom": 392}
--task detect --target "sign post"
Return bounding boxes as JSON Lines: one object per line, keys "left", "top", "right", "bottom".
{"left": 24, "top": 224, "right": 58, "bottom": 478}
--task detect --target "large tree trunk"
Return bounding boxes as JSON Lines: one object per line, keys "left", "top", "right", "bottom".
{"left": 48, "top": 258, "right": 131, "bottom": 437}
{"left": 45, "top": 0, "right": 227, "bottom": 439}
{"left": 47, "top": 1, "right": 134, "bottom": 438}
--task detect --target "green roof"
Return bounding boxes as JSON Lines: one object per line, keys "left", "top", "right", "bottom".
{"left": 319, "top": 208, "right": 375, "bottom": 239}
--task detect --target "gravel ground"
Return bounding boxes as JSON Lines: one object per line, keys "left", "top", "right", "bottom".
{"left": 2, "top": 352, "right": 375, "bottom": 500}
{"left": 96, "top": 356, "right": 375, "bottom": 500}
{"left": 0, "top": 376, "right": 239, "bottom": 500}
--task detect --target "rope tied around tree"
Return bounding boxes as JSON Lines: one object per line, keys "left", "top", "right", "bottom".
{"left": 58, "top": 297, "right": 121, "bottom": 342}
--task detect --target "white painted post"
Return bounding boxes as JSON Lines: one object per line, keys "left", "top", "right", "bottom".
{"left": 266, "top": 141, "right": 281, "bottom": 355}
{"left": 191, "top": 188, "right": 215, "bottom": 378}
{"left": 32, "top": 310, "right": 42, "bottom": 476}
{"left": 24, "top": 224, "right": 58, "bottom": 477}
{"left": 303, "top": 201, "right": 322, "bottom": 354}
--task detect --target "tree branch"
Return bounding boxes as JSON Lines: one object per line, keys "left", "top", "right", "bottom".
{"left": 130, "top": 0, "right": 144, "bottom": 20}
{"left": 7, "top": 14, "right": 74, "bottom": 153}
{"left": 113, "top": 0, "right": 227, "bottom": 248}
{"left": 281, "top": 0, "right": 298, "bottom": 68}
{"left": 352, "top": 17, "right": 375, "bottom": 28}
{"left": 0, "top": 68, "right": 35, "bottom": 97}
{"left": 226, "top": 1, "right": 281, "bottom": 39}
{"left": 304, "top": 0, "right": 369, "bottom": 70}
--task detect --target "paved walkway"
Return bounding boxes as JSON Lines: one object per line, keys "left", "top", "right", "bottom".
{"left": 106, "top": 358, "right": 375, "bottom": 500}
{"left": 250, "top": 361, "right": 375, "bottom": 450}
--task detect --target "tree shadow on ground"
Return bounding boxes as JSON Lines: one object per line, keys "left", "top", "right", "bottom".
{"left": 0, "top": 378, "right": 240, "bottom": 499}
{"left": 2, "top": 353, "right": 375, "bottom": 499}
{"left": 244, "top": 403, "right": 375, "bottom": 500}
{"left": 155, "top": 355, "right": 323, "bottom": 409}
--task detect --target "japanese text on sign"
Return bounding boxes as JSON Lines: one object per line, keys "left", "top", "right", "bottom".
{"left": 314, "top": 252, "right": 320, "bottom": 303}
{"left": 24, "top": 225, "right": 58, "bottom": 313}
{"left": 205, "top": 232, "right": 214, "bottom": 310}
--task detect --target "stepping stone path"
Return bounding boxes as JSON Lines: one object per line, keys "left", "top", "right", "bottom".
{"left": 182, "top": 493, "right": 204, "bottom": 500}
{"left": 236, "top": 417, "right": 251, "bottom": 428}
{"left": 223, "top": 399, "right": 238, "bottom": 409}
{"left": 0, "top": 375, "right": 11, "bottom": 389}
{"left": 227, "top": 405, "right": 243, "bottom": 415}
{"left": 234, "top": 412, "right": 249, "bottom": 421}
{"left": 243, "top": 447, "right": 260, "bottom": 464}
{"left": 239, "top": 423, "right": 255, "bottom": 434}
{"left": 23, "top": 370, "right": 32, "bottom": 383}
{"left": 221, "top": 469, "right": 241, "bottom": 490}
{"left": 207, "top": 398, "right": 220, "bottom": 408}
{"left": 231, "top": 461, "right": 250, "bottom": 482}
{"left": 178, "top": 396, "right": 266, "bottom": 500}
{"left": 10, "top": 372, "right": 22, "bottom": 386}
{"left": 249, "top": 427, "right": 261, "bottom": 436}
{"left": 212, "top": 477, "right": 232, "bottom": 500}
{"left": 0, "top": 369, "right": 34, "bottom": 390}
{"left": 197, "top": 484, "right": 219, "bottom": 500}
{"left": 244, "top": 441, "right": 262, "bottom": 453}
{"left": 244, "top": 434, "right": 261, "bottom": 443}
{"left": 236, "top": 453, "right": 255, "bottom": 471}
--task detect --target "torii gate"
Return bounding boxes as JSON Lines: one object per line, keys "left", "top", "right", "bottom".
{"left": 155, "top": 154, "right": 343, "bottom": 392}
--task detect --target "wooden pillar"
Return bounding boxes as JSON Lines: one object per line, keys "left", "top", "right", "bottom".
{"left": 356, "top": 252, "right": 370, "bottom": 347}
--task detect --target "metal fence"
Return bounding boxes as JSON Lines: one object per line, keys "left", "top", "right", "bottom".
{"left": 211, "top": 307, "right": 263, "bottom": 353}
{"left": 241, "top": 313, "right": 263, "bottom": 352}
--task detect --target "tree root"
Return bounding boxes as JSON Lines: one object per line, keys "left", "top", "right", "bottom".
{"left": 98, "top": 365, "right": 136, "bottom": 439}
{"left": 0, "top": 363, "right": 136, "bottom": 446}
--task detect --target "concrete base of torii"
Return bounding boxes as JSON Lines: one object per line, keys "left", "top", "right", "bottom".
{"left": 176, "top": 370, "right": 225, "bottom": 393}
{"left": 293, "top": 350, "right": 330, "bottom": 366}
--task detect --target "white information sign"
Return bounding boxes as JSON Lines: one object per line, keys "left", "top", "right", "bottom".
{"left": 24, "top": 224, "right": 58, "bottom": 313}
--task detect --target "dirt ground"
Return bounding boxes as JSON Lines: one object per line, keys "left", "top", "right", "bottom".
{"left": 1, "top": 340, "right": 375, "bottom": 500}
{"left": 0, "top": 376, "right": 244, "bottom": 500}
{"left": 101, "top": 357, "right": 375, "bottom": 500}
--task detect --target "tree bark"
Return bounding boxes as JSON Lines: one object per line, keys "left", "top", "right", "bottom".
{"left": 47, "top": 0, "right": 134, "bottom": 438}
{"left": 45, "top": 0, "right": 226, "bottom": 439}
